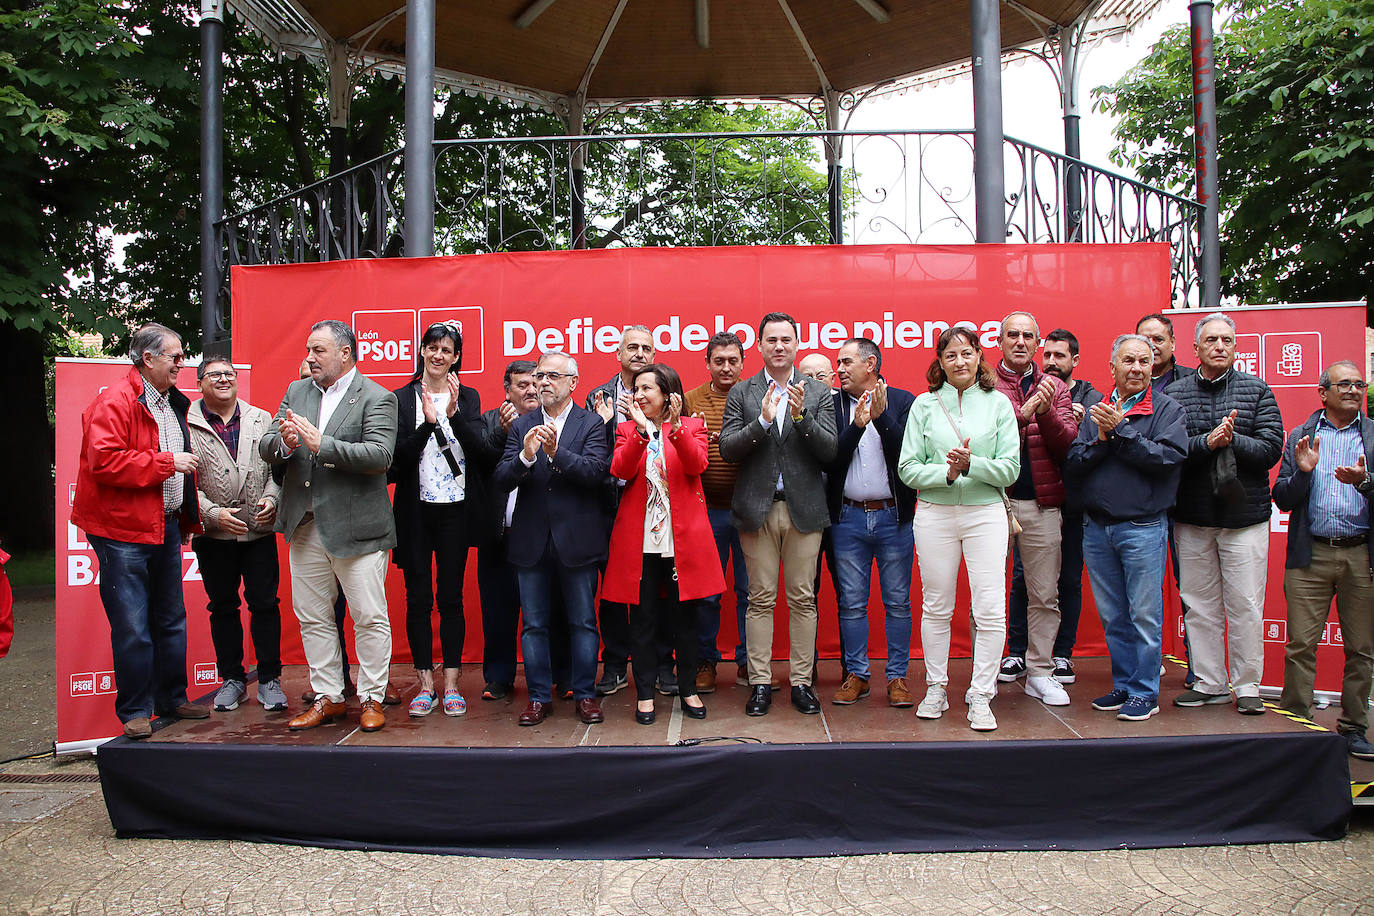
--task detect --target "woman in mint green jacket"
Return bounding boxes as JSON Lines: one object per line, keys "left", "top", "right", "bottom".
{"left": 898, "top": 326, "right": 1019, "bottom": 732}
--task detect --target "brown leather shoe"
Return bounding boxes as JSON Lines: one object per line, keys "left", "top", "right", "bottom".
{"left": 382, "top": 684, "right": 402, "bottom": 706}
{"left": 123, "top": 717, "right": 152, "bottom": 740}
{"left": 359, "top": 698, "right": 386, "bottom": 732}
{"left": 887, "top": 677, "right": 914, "bottom": 708}
{"left": 172, "top": 702, "right": 211, "bottom": 719}
{"left": 576, "top": 697, "right": 604, "bottom": 724}
{"left": 832, "top": 674, "right": 870, "bottom": 705}
{"left": 518, "top": 701, "right": 551, "bottom": 726}
{"left": 288, "top": 697, "right": 346, "bottom": 730}
{"left": 695, "top": 662, "right": 717, "bottom": 694}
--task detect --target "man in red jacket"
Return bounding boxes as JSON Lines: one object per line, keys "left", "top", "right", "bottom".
{"left": 71, "top": 323, "right": 210, "bottom": 740}
{"left": 993, "top": 312, "right": 1079, "bottom": 708}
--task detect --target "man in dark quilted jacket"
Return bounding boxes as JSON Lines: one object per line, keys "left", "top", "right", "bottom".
{"left": 1165, "top": 312, "right": 1283, "bottom": 716}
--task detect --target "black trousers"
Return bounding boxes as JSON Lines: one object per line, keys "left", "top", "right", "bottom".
{"left": 478, "top": 538, "right": 571, "bottom": 688}
{"left": 192, "top": 535, "right": 281, "bottom": 683}
{"left": 630, "top": 554, "right": 700, "bottom": 701}
{"left": 402, "top": 501, "right": 468, "bottom": 670}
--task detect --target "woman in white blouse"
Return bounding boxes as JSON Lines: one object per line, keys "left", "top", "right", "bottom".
{"left": 389, "top": 322, "right": 485, "bottom": 718}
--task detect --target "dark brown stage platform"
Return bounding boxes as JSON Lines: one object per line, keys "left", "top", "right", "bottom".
{"left": 96, "top": 658, "right": 1356, "bottom": 858}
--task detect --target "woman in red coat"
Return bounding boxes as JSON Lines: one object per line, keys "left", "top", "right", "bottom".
{"left": 606, "top": 364, "right": 726, "bottom": 724}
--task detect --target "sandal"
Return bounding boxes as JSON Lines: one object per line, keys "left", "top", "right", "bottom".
{"left": 408, "top": 690, "right": 437, "bottom": 717}
{"left": 442, "top": 688, "right": 467, "bottom": 717}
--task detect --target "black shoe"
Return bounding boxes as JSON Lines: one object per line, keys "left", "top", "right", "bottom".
{"left": 791, "top": 684, "right": 821, "bottom": 715}
{"left": 595, "top": 669, "right": 627, "bottom": 696}
{"left": 656, "top": 673, "right": 680, "bottom": 696}
{"left": 745, "top": 684, "right": 771, "bottom": 716}
{"left": 680, "top": 696, "right": 707, "bottom": 720}
{"left": 481, "top": 682, "right": 511, "bottom": 701}
{"left": 1346, "top": 730, "right": 1374, "bottom": 760}
{"left": 635, "top": 704, "right": 656, "bottom": 726}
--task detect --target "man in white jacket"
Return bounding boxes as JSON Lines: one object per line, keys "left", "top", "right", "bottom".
{"left": 187, "top": 357, "right": 285, "bottom": 712}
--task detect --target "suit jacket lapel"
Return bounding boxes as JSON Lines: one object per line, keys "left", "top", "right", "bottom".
{"left": 323, "top": 374, "right": 365, "bottom": 437}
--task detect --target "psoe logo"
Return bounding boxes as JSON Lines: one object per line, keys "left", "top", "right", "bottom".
{"left": 1262, "top": 332, "right": 1321, "bottom": 387}
{"left": 418, "top": 306, "right": 485, "bottom": 374}
{"left": 352, "top": 309, "right": 418, "bottom": 379}
{"left": 1262, "top": 618, "right": 1286, "bottom": 643}
{"left": 70, "top": 673, "right": 96, "bottom": 697}
{"left": 193, "top": 663, "right": 220, "bottom": 686}
{"left": 93, "top": 671, "right": 116, "bottom": 695}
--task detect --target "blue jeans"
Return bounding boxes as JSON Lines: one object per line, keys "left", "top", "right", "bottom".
{"left": 516, "top": 557, "right": 599, "bottom": 703}
{"left": 1008, "top": 509, "right": 1085, "bottom": 659}
{"left": 1083, "top": 513, "right": 1168, "bottom": 703}
{"left": 833, "top": 504, "right": 914, "bottom": 680}
{"left": 89, "top": 518, "right": 190, "bottom": 723}
{"left": 697, "top": 507, "right": 748, "bottom": 665}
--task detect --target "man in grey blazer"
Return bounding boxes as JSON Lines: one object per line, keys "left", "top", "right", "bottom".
{"left": 720, "top": 312, "right": 838, "bottom": 716}
{"left": 260, "top": 319, "right": 398, "bottom": 733}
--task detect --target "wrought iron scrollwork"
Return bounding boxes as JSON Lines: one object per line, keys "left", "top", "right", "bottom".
{"left": 217, "top": 130, "right": 1202, "bottom": 319}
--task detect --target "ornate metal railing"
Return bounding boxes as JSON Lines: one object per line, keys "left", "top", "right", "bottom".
{"left": 217, "top": 130, "right": 1201, "bottom": 318}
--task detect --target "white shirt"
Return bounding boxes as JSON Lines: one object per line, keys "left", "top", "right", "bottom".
{"left": 316, "top": 366, "right": 357, "bottom": 432}
{"left": 415, "top": 390, "right": 465, "bottom": 503}
{"left": 518, "top": 401, "right": 574, "bottom": 468}
{"left": 757, "top": 375, "right": 794, "bottom": 491}
{"left": 842, "top": 394, "right": 893, "bottom": 501}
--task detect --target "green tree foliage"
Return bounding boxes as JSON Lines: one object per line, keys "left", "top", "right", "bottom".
{"left": 1095, "top": 0, "right": 1374, "bottom": 314}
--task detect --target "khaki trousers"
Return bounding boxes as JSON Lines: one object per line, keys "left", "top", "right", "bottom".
{"left": 1011, "top": 500, "right": 1062, "bottom": 678}
{"left": 288, "top": 519, "right": 392, "bottom": 703}
{"left": 739, "top": 499, "right": 823, "bottom": 686}
{"left": 1280, "top": 541, "right": 1374, "bottom": 734}
{"left": 1175, "top": 521, "right": 1268, "bottom": 698}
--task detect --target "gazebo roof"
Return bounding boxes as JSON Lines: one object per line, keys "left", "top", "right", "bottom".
{"left": 224, "top": 0, "right": 1164, "bottom": 110}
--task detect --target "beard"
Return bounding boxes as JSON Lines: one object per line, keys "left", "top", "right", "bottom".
{"left": 1043, "top": 364, "right": 1071, "bottom": 381}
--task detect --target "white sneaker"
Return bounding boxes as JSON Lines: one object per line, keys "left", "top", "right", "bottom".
{"left": 915, "top": 685, "right": 949, "bottom": 719}
{"left": 1025, "top": 675, "right": 1070, "bottom": 707}
{"left": 967, "top": 693, "right": 997, "bottom": 731}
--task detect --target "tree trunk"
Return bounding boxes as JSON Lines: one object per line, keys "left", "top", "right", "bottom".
{"left": 0, "top": 324, "right": 55, "bottom": 555}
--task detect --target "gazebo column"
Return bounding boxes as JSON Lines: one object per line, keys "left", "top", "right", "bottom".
{"left": 325, "top": 41, "right": 353, "bottom": 257}
{"left": 1190, "top": 0, "right": 1221, "bottom": 309}
{"left": 567, "top": 94, "right": 588, "bottom": 249}
{"left": 200, "top": 0, "right": 225, "bottom": 355}
{"left": 823, "top": 89, "right": 843, "bottom": 244}
{"left": 1059, "top": 25, "right": 1083, "bottom": 242}
{"left": 404, "top": 0, "right": 436, "bottom": 258}
{"left": 970, "top": 0, "right": 1006, "bottom": 243}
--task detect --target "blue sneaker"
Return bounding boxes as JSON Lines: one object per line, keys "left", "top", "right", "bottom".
{"left": 1117, "top": 696, "right": 1160, "bottom": 721}
{"left": 1346, "top": 731, "right": 1374, "bottom": 760}
{"left": 1091, "top": 689, "right": 1128, "bottom": 711}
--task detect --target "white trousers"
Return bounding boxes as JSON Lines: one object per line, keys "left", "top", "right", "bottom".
{"left": 914, "top": 501, "right": 1008, "bottom": 699}
{"left": 1175, "top": 520, "right": 1269, "bottom": 698}
{"left": 288, "top": 519, "right": 392, "bottom": 702}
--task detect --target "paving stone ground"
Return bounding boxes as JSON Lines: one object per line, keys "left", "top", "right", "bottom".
{"left": 3, "top": 590, "right": 1373, "bottom": 914}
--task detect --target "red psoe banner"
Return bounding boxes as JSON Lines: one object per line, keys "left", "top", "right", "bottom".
{"left": 234, "top": 244, "right": 1172, "bottom": 671}
{"left": 54, "top": 359, "right": 251, "bottom": 751}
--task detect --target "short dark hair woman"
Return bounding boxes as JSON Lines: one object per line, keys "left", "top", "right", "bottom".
{"left": 389, "top": 321, "right": 485, "bottom": 718}
{"left": 602, "top": 363, "right": 725, "bottom": 724}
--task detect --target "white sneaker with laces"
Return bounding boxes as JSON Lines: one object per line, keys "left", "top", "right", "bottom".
{"left": 915, "top": 685, "right": 949, "bottom": 720}
{"left": 967, "top": 693, "right": 997, "bottom": 731}
{"left": 1025, "top": 675, "right": 1070, "bottom": 706}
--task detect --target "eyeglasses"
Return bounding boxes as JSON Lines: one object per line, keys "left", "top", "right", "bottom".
{"left": 427, "top": 321, "right": 462, "bottom": 335}
{"left": 158, "top": 351, "right": 186, "bottom": 363}
{"left": 533, "top": 371, "right": 572, "bottom": 381}
{"left": 202, "top": 370, "right": 236, "bottom": 381}
{"left": 1325, "top": 380, "right": 1369, "bottom": 392}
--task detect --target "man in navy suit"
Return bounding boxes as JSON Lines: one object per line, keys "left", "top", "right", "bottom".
{"left": 825, "top": 338, "right": 918, "bottom": 708}
{"left": 493, "top": 350, "right": 611, "bottom": 726}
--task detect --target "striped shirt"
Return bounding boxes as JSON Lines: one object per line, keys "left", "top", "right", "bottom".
{"left": 142, "top": 375, "right": 185, "bottom": 513}
{"left": 1308, "top": 413, "right": 1369, "bottom": 537}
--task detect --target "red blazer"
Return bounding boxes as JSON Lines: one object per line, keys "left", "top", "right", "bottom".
{"left": 71, "top": 366, "right": 201, "bottom": 544}
{"left": 603, "top": 416, "right": 726, "bottom": 604}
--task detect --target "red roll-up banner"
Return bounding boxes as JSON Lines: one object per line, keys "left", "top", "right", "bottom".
{"left": 54, "top": 359, "right": 251, "bottom": 752}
